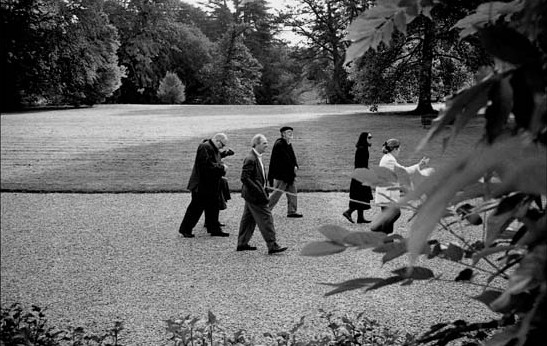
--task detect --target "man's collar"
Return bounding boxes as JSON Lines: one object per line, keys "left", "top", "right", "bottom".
{"left": 252, "top": 148, "right": 262, "bottom": 158}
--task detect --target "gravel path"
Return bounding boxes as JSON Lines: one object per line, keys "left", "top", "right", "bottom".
{"left": 1, "top": 192, "right": 496, "bottom": 345}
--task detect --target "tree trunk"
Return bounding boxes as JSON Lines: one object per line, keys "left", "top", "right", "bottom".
{"left": 412, "top": 16, "right": 436, "bottom": 115}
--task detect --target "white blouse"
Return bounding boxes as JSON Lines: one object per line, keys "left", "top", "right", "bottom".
{"left": 374, "top": 153, "right": 420, "bottom": 205}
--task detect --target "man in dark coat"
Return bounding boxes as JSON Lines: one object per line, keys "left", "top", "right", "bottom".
{"left": 178, "top": 133, "right": 230, "bottom": 238}
{"left": 237, "top": 134, "right": 288, "bottom": 254}
{"left": 267, "top": 126, "right": 303, "bottom": 218}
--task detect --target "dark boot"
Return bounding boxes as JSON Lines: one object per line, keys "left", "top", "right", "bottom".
{"left": 356, "top": 210, "right": 371, "bottom": 224}
{"left": 342, "top": 209, "right": 354, "bottom": 223}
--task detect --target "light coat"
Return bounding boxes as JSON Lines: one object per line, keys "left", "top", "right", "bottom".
{"left": 374, "top": 153, "right": 420, "bottom": 204}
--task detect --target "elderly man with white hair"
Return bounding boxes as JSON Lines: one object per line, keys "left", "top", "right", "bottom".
{"left": 237, "top": 134, "right": 288, "bottom": 255}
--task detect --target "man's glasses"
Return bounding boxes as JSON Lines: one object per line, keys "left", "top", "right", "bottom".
{"left": 218, "top": 140, "right": 226, "bottom": 148}
{"left": 368, "top": 136, "right": 372, "bottom": 139}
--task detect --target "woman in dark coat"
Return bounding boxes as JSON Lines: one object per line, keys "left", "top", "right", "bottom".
{"left": 343, "top": 132, "right": 373, "bottom": 223}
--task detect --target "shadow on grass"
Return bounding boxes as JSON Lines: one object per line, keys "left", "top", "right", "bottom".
{"left": 1, "top": 111, "right": 481, "bottom": 193}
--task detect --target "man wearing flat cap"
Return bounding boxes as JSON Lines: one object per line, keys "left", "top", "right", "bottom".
{"left": 267, "top": 126, "right": 303, "bottom": 218}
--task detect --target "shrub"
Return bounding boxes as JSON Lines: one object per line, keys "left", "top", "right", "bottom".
{"left": 0, "top": 303, "right": 124, "bottom": 346}
{"left": 157, "top": 72, "right": 186, "bottom": 104}
{"left": 165, "top": 310, "right": 414, "bottom": 346}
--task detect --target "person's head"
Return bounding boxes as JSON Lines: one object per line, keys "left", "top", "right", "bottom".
{"left": 252, "top": 134, "right": 268, "bottom": 154}
{"left": 212, "top": 133, "right": 228, "bottom": 150}
{"left": 280, "top": 126, "right": 294, "bottom": 141}
{"left": 356, "top": 132, "right": 372, "bottom": 147}
{"left": 382, "top": 138, "right": 401, "bottom": 155}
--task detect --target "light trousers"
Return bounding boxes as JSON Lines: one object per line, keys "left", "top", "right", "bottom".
{"left": 268, "top": 179, "right": 297, "bottom": 214}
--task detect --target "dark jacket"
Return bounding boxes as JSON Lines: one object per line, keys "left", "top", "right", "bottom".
{"left": 187, "top": 139, "right": 226, "bottom": 195}
{"left": 241, "top": 149, "right": 269, "bottom": 205}
{"left": 267, "top": 138, "right": 298, "bottom": 185}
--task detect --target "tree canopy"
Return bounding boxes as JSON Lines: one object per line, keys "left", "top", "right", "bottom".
{"left": 1, "top": 0, "right": 502, "bottom": 110}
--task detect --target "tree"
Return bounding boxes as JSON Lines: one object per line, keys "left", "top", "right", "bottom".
{"left": 346, "top": 0, "right": 490, "bottom": 114}
{"left": 157, "top": 71, "right": 186, "bottom": 104}
{"left": 53, "top": 0, "right": 125, "bottom": 106}
{"left": 305, "top": 0, "right": 546, "bottom": 345}
{"left": 0, "top": 0, "right": 124, "bottom": 109}
{"left": 283, "top": 0, "right": 373, "bottom": 104}
{"left": 201, "top": 26, "right": 262, "bottom": 104}
{"left": 104, "top": 0, "right": 213, "bottom": 103}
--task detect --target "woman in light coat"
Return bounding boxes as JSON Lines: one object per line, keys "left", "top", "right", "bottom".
{"left": 372, "top": 138, "right": 428, "bottom": 234}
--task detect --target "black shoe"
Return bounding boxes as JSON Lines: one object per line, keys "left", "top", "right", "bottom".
{"left": 204, "top": 222, "right": 225, "bottom": 228}
{"left": 342, "top": 211, "right": 354, "bottom": 223}
{"left": 287, "top": 213, "right": 303, "bottom": 218}
{"left": 268, "top": 246, "right": 288, "bottom": 254}
{"left": 210, "top": 231, "right": 230, "bottom": 237}
{"left": 236, "top": 244, "right": 257, "bottom": 251}
{"left": 179, "top": 232, "right": 195, "bottom": 238}
{"left": 357, "top": 219, "right": 371, "bottom": 224}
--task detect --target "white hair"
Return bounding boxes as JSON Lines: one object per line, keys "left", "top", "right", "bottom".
{"left": 251, "top": 134, "right": 266, "bottom": 147}
{"left": 213, "top": 133, "right": 227, "bottom": 142}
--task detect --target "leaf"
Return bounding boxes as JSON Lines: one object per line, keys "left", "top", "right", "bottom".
{"left": 427, "top": 242, "right": 442, "bottom": 259}
{"left": 444, "top": 243, "right": 464, "bottom": 261}
{"left": 207, "top": 311, "right": 217, "bottom": 325}
{"left": 485, "top": 76, "right": 513, "bottom": 143}
{"left": 479, "top": 25, "right": 541, "bottom": 65}
{"left": 483, "top": 325, "right": 520, "bottom": 346}
{"left": 471, "top": 290, "right": 503, "bottom": 307}
{"left": 365, "top": 275, "right": 406, "bottom": 291}
{"left": 455, "top": 268, "right": 473, "bottom": 281}
{"left": 381, "top": 242, "right": 407, "bottom": 264}
{"left": 404, "top": 136, "right": 544, "bottom": 264}
{"left": 372, "top": 239, "right": 405, "bottom": 253}
{"left": 472, "top": 245, "right": 515, "bottom": 265}
{"left": 392, "top": 266, "right": 434, "bottom": 280}
{"left": 515, "top": 214, "right": 547, "bottom": 247}
{"left": 370, "top": 205, "right": 402, "bottom": 231}
{"left": 300, "top": 241, "right": 347, "bottom": 257}
{"left": 318, "top": 224, "right": 351, "bottom": 245}
{"left": 344, "top": 0, "right": 412, "bottom": 63}
{"left": 452, "top": 187, "right": 483, "bottom": 207}
{"left": 352, "top": 167, "right": 397, "bottom": 187}
{"left": 343, "top": 231, "right": 386, "bottom": 249}
{"left": 393, "top": 10, "right": 407, "bottom": 34}
{"left": 491, "top": 244, "right": 546, "bottom": 312}
{"left": 289, "top": 316, "right": 305, "bottom": 334}
{"left": 453, "top": 0, "right": 524, "bottom": 38}
{"left": 485, "top": 195, "right": 530, "bottom": 247}
{"left": 417, "top": 75, "right": 499, "bottom": 151}
{"left": 491, "top": 153, "right": 547, "bottom": 197}
{"left": 465, "top": 213, "right": 483, "bottom": 225}
{"left": 320, "top": 278, "right": 384, "bottom": 296}
{"left": 394, "top": 165, "right": 412, "bottom": 188}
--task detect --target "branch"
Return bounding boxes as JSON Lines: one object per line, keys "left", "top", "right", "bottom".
{"left": 439, "top": 220, "right": 508, "bottom": 279}
{"left": 434, "top": 53, "right": 466, "bottom": 62}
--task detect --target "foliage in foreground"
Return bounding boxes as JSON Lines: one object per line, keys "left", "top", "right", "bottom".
{"left": 0, "top": 303, "right": 123, "bottom": 345}
{"left": 165, "top": 310, "right": 415, "bottom": 346}
{"left": 303, "top": 0, "right": 546, "bottom": 345}
{"left": 1, "top": 304, "right": 415, "bottom": 346}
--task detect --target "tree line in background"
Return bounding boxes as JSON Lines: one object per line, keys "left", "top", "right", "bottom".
{"left": 1, "top": 0, "right": 491, "bottom": 112}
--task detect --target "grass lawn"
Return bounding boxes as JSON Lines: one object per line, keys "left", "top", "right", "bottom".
{"left": 1, "top": 104, "right": 483, "bottom": 192}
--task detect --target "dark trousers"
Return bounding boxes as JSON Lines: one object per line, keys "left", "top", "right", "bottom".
{"left": 372, "top": 206, "right": 401, "bottom": 234}
{"left": 237, "top": 201, "right": 277, "bottom": 250}
{"left": 179, "top": 191, "right": 220, "bottom": 234}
